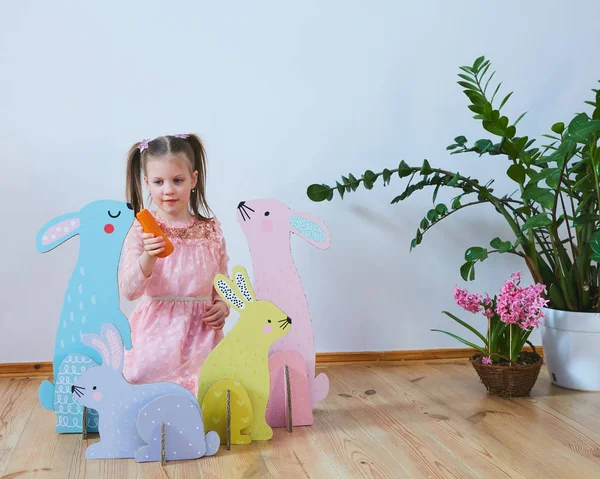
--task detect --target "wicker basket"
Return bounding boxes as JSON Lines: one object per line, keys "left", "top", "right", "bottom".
{"left": 469, "top": 344, "right": 543, "bottom": 398}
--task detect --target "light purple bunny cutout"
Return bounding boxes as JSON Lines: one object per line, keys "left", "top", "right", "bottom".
{"left": 72, "top": 323, "right": 219, "bottom": 462}
{"left": 237, "top": 199, "right": 330, "bottom": 406}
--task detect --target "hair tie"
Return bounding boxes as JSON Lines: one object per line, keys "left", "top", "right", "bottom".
{"left": 138, "top": 139, "right": 150, "bottom": 152}
{"left": 174, "top": 134, "right": 189, "bottom": 139}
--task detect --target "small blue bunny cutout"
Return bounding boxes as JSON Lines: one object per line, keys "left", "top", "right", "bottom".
{"left": 36, "top": 200, "right": 134, "bottom": 433}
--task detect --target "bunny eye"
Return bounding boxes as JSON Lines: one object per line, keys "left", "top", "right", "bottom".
{"left": 93, "top": 386, "right": 97, "bottom": 390}
{"left": 268, "top": 320, "right": 272, "bottom": 323}
{"left": 108, "top": 210, "right": 121, "bottom": 219}
{"left": 264, "top": 211, "right": 270, "bottom": 216}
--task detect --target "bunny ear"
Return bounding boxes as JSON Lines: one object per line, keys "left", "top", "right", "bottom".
{"left": 82, "top": 332, "right": 111, "bottom": 365}
{"left": 36, "top": 211, "right": 81, "bottom": 253}
{"left": 290, "top": 212, "right": 330, "bottom": 249}
{"left": 101, "top": 323, "right": 124, "bottom": 371}
{"left": 232, "top": 266, "right": 255, "bottom": 303}
{"left": 214, "top": 274, "right": 247, "bottom": 312}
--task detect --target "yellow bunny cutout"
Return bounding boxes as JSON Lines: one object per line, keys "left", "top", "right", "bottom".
{"left": 197, "top": 265, "right": 292, "bottom": 442}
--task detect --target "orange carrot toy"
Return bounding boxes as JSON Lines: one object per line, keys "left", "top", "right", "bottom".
{"left": 136, "top": 209, "right": 174, "bottom": 258}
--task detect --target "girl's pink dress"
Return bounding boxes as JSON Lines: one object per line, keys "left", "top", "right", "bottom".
{"left": 118, "top": 211, "right": 230, "bottom": 394}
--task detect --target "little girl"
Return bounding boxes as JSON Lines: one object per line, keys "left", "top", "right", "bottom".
{"left": 118, "top": 133, "right": 229, "bottom": 394}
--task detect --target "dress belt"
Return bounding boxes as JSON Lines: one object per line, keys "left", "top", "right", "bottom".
{"left": 144, "top": 296, "right": 212, "bottom": 302}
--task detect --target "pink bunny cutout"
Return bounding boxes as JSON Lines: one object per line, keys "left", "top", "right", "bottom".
{"left": 237, "top": 199, "right": 330, "bottom": 412}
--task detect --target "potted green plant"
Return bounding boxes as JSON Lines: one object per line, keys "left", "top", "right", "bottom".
{"left": 306, "top": 56, "right": 600, "bottom": 391}
{"left": 439, "top": 272, "right": 545, "bottom": 397}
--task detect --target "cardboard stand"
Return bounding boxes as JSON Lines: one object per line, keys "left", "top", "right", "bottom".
{"left": 197, "top": 265, "right": 292, "bottom": 443}
{"left": 36, "top": 200, "right": 134, "bottom": 433}
{"left": 236, "top": 199, "right": 331, "bottom": 423}
{"left": 71, "top": 323, "right": 219, "bottom": 462}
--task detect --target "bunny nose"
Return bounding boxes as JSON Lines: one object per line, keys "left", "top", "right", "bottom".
{"left": 237, "top": 201, "right": 245, "bottom": 208}
{"left": 126, "top": 203, "right": 133, "bottom": 210}
{"left": 286, "top": 317, "right": 292, "bottom": 324}
{"left": 71, "top": 385, "right": 75, "bottom": 393}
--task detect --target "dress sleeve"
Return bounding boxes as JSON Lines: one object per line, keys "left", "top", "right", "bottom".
{"left": 211, "top": 218, "right": 231, "bottom": 314}
{"left": 118, "top": 221, "right": 152, "bottom": 301}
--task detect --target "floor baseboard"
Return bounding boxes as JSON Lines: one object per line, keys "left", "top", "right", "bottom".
{"left": 0, "top": 346, "right": 543, "bottom": 378}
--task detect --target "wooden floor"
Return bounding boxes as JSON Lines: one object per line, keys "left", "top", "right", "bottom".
{"left": 1, "top": 360, "right": 600, "bottom": 478}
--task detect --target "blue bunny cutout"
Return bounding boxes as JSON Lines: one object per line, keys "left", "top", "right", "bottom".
{"left": 36, "top": 200, "right": 134, "bottom": 432}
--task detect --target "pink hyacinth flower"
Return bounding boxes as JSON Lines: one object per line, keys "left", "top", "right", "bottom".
{"left": 453, "top": 287, "right": 483, "bottom": 314}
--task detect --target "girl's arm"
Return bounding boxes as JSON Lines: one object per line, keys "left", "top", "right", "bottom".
{"left": 118, "top": 222, "right": 154, "bottom": 301}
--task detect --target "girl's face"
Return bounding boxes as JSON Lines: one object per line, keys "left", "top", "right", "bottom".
{"left": 144, "top": 153, "right": 198, "bottom": 221}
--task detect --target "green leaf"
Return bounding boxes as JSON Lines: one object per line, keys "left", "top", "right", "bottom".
{"left": 382, "top": 169, "right": 392, "bottom": 186}
{"left": 573, "top": 214, "right": 600, "bottom": 227}
{"left": 454, "top": 136, "right": 468, "bottom": 146}
{"left": 465, "top": 246, "right": 488, "bottom": 262}
{"left": 551, "top": 122, "right": 565, "bottom": 134}
{"left": 458, "top": 73, "right": 476, "bottom": 84}
{"left": 427, "top": 209, "right": 438, "bottom": 222}
{"left": 566, "top": 113, "right": 600, "bottom": 143}
{"left": 499, "top": 92, "right": 513, "bottom": 111}
{"left": 458, "top": 81, "right": 478, "bottom": 91}
{"left": 306, "top": 184, "right": 331, "bottom": 202}
{"left": 490, "top": 237, "right": 512, "bottom": 253}
{"left": 447, "top": 144, "right": 459, "bottom": 150}
{"left": 521, "top": 213, "right": 553, "bottom": 231}
{"left": 590, "top": 231, "right": 600, "bottom": 254}
{"left": 474, "top": 139, "right": 494, "bottom": 155}
{"left": 491, "top": 81, "right": 503, "bottom": 105}
{"left": 464, "top": 90, "right": 486, "bottom": 106}
{"left": 514, "top": 111, "right": 528, "bottom": 126}
{"left": 415, "top": 229, "right": 423, "bottom": 245}
{"left": 420, "top": 218, "right": 429, "bottom": 230}
{"left": 469, "top": 104, "right": 484, "bottom": 114}
{"left": 441, "top": 311, "right": 488, "bottom": 346}
{"left": 548, "top": 283, "right": 567, "bottom": 310}
{"left": 335, "top": 181, "right": 345, "bottom": 199}
{"left": 522, "top": 185, "right": 555, "bottom": 209}
{"left": 348, "top": 173, "right": 360, "bottom": 191}
{"left": 363, "top": 170, "right": 377, "bottom": 190}
{"left": 472, "top": 56, "right": 485, "bottom": 71}
{"left": 430, "top": 329, "right": 487, "bottom": 355}
{"left": 452, "top": 196, "right": 462, "bottom": 209}
{"left": 341, "top": 175, "right": 351, "bottom": 192}
{"left": 531, "top": 168, "right": 561, "bottom": 189}
{"left": 420, "top": 159, "right": 433, "bottom": 175}
{"left": 460, "top": 261, "right": 475, "bottom": 281}
{"left": 507, "top": 164, "right": 526, "bottom": 185}
{"left": 435, "top": 203, "right": 448, "bottom": 216}
{"left": 398, "top": 160, "right": 412, "bottom": 178}
{"left": 482, "top": 119, "right": 506, "bottom": 137}
{"left": 447, "top": 172, "right": 460, "bottom": 187}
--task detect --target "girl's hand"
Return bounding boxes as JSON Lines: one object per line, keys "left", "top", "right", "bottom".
{"left": 203, "top": 301, "right": 228, "bottom": 330}
{"left": 141, "top": 233, "right": 166, "bottom": 257}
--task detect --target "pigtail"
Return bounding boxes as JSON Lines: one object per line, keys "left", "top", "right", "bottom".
{"left": 125, "top": 143, "right": 145, "bottom": 216}
{"left": 184, "top": 134, "right": 213, "bottom": 221}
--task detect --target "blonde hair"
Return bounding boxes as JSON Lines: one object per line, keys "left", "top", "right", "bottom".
{"left": 125, "top": 134, "right": 212, "bottom": 220}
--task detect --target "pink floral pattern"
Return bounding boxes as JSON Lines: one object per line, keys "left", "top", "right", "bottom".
{"left": 118, "top": 210, "right": 230, "bottom": 393}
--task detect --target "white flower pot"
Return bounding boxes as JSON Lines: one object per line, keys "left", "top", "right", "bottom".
{"left": 540, "top": 308, "right": 600, "bottom": 391}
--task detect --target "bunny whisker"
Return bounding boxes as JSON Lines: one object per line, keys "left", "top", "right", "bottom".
{"left": 237, "top": 203, "right": 255, "bottom": 222}
{"left": 238, "top": 207, "right": 250, "bottom": 222}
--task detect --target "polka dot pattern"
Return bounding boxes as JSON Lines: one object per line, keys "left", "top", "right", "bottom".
{"left": 40, "top": 218, "right": 80, "bottom": 245}
{"left": 235, "top": 272, "right": 254, "bottom": 303}
{"left": 290, "top": 215, "right": 326, "bottom": 243}
{"left": 216, "top": 279, "right": 245, "bottom": 310}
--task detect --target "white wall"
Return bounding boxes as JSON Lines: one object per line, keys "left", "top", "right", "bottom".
{"left": 1, "top": 1, "right": 599, "bottom": 362}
